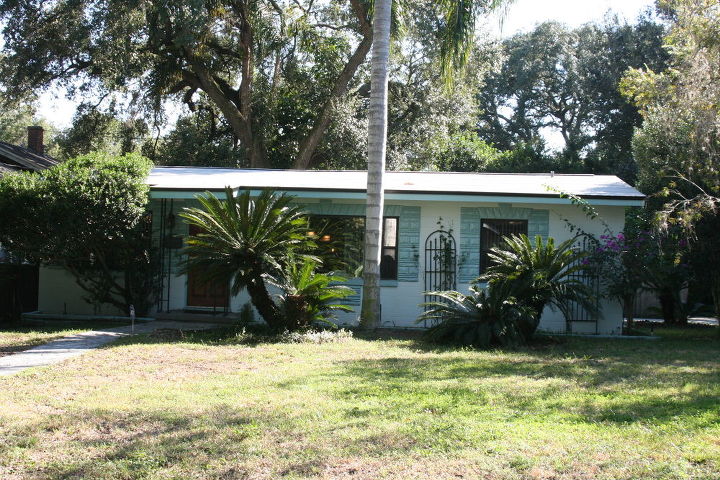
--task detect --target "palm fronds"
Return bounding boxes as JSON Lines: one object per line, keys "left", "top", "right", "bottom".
{"left": 272, "top": 259, "right": 355, "bottom": 330}
{"left": 418, "top": 282, "right": 535, "bottom": 348}
{"left": 480, "top": 234, "right": 598, "bottom": 337}
{"left": 180, "top": 188, "right": 310, "bottom": 328}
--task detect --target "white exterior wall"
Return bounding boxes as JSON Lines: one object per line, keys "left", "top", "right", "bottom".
{"left": 368, "top": 201, "right": 626, "bottom": 333}
{"left": 37, "top": 266, "right": 126, "bottom": 316}
{"left": 37, "top": 197, "right": 628, "bottom": 334}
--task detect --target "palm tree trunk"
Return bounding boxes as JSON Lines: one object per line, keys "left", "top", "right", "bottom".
{"left": 246, "top": 275, "right": 282, "bottom": 330}
{"left": 360, "top": 0, "right": 391, "bottom": 329}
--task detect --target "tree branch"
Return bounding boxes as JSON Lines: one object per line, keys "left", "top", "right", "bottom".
{"left": 293, "top": 0, "right": 372, "bottom": 169}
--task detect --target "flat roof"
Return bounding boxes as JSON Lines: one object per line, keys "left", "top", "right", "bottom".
{"left": 147, "top": 167, "right": 645, "bottom": 202}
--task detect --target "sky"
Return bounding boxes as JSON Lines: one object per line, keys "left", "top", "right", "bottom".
{"left": 488, "top": 0, "right": 656, "bottom": 36}
{"left": 35, "top": 0, "right": 658, "bottom": 130}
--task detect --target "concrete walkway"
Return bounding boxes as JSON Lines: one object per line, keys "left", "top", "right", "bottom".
{"left": 0, "top": 321, "right": 219, "bottom": 377}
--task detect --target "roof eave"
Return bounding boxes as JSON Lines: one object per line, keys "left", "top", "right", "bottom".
{"left": 149, "top": 186, "right": 645, "bottom": 206}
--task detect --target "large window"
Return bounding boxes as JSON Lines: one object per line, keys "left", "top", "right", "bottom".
{"left": 308, "top": 215, "right": 399, "bottom": 280}
{"left": 480, "top": 219, "right": 528, "bottom": 274}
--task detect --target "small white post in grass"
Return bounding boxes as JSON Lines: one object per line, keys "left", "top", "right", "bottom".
{"left": 129, "top": 304, "right": 136, "bottom": 334}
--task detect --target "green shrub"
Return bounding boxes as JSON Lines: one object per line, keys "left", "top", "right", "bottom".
{"left": 272, "top": 260, "right": 354, "bottom": 330}
{"left": 418, "top": 282, "right": 536, "bottom": 348}
{"left": 480, "top": 234, "right": 597, "bottom": 339}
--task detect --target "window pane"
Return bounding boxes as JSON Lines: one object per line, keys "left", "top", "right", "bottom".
{"left": 480, "top": 219, "right": 528, "bottom": 273}
{"left": 309, "top": 216, "right": 365, "bottom": 274}
{"left": 381, "top": 247, "right": 397, "bottom": 279}
{"left": 383, "top": 217, "right": 398, "bottom": 247}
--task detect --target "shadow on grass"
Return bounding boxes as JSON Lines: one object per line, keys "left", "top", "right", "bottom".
{"left": 106, "top": 322, "right": 720, "bottom": 428}
{"left": 327, "top": 350, "right": 720, "bottom": 426}
{"left": 0, "top": 321, "right": 129, "bottom": 356}
{"left": 1, "top": 404, "right": 265, "bottom": 479}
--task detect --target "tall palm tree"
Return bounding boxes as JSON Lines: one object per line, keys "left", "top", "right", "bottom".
{"left": 180, "top": 188, "right": 309, "bottom": 329}
{"left": 360, "top": 0, "right": 511, "bottom": 328}
{"left": 360, "top": 0, "right": 392, "bottom": 328}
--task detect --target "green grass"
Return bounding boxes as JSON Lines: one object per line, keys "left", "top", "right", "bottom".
{"left": 0, "top": 325, "right": 718, "bottom": 479}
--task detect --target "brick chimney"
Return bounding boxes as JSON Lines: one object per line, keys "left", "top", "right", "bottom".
{"left": 27, "top": 126, "right": 44, "bottom": 155}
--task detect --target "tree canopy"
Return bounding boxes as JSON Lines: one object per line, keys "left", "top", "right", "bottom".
{"left": 0, "top": 0, "right": 501, "bottom": 170}
{"left": 477, "top": 18, "right": 668, "bottom": 181}
{"left": 621, "top": 0, "right": 720, "bottom": 316}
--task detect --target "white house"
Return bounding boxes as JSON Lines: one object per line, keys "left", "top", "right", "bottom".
{"left": 37, "top": 167, "right": 644, "bottom": 334}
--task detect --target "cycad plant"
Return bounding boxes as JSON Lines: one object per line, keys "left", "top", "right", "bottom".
{"left": 271, "top": 259, "right": 354, "bottom": 331}
{"left": 180, "top": 188, "right": 310, "bottom": 329}
{"left": 418, "top": 281, "right": 536, "bottom": 348}
{"left": 480, "top": 234, "right": 597, "bottom": 339}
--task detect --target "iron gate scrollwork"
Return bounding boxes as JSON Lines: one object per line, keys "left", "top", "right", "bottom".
{"left": 565, "top": 236, "right": 600, "bottom": 333}
{"left": 423, "top": 230, "right": 457, "bottom": 327}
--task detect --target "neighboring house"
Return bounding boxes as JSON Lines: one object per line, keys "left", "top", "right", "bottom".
{"left": 36, "top": 167, "right": 645, "bottom": 334}
{"left": 0, "top": 126, "right": 58, "bottom": 175}
{"left": 0, "top": 127, "right": 56, "bottom": 317}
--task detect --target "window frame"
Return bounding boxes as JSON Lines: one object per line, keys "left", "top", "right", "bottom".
{"left": 380, "top": 216, "right": 399, "bottom": 280}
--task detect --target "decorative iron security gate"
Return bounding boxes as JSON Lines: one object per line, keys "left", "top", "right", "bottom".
{"left": 565, "top": 236, "right": 600, "bottom": 333}
{"left": 423, "top": 230, "right": 457, "bottom": 327}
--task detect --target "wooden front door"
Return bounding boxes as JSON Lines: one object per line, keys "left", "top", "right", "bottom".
{"left": 186, "top": 225, "right": 229, "bottom": 308}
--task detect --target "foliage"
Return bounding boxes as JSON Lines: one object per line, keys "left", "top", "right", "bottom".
{"left": 384, "top": 36, "right": 496, "bottom": 171}
{"left": 427, "top": 131, "right": 502, "bottom": 172}
{"left": 152, "top": 100, "right": 248, "bottom": 168}
{"left": 0, "top": 95, "right": 60, "bottom": 157}
{"left": 480, "top": 234, "right": 597, "bottom": 338}
{"left": 621, "top": 0, "right": 720, "bottom": 316}
{"left": 687, "top": 214, "right": 720, "bottom": 316}
{"left": 582, "top": 217, "right": 692, "bottom": 326}
{"left": 0, "top": 0, "right": 377, "bottom": 169}
{"left": 271, "top": 259, "right": 354, "bottom": 330}
{"left": 558, "top": 193, "right": 700, "bottom": 325}
{"left": 483, "top": 140, "right": 561, "bottom": 174}
{"left": 586, "top": 229, "right": 647, "bottom": 327}
{"left": 640, "top": 229, "right": 693, "bottom": 324}
{"left": 180, "top": 188, "right": 310, "bottom": 330}
{"left": 55, "top": 104, "right": 150, "bottom": 161}
{"left": 418, "top": 282, "right": 536, "bottom": 348}
{"left": 0, "top": 152, "right": 155, "bottom": 314}
{"left": 622, "top": 0, "right": 720, "bottom": 209}
{"left": 0, "top": 0, "right": 499, "bottom": 171}
{"left": 0, "top": 100, "right": 35, "bottom": 146}
{"left": 478, "top": 18, "right": 668, "bottom": 181}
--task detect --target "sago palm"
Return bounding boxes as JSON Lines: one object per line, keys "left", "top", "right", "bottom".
{"left": 480, "top": 234, "right": 597, "bottom": 338}
{"left": 418, "top": 281, "right": 535, "bottom": 348}
{"left": 271, "top": 259, "right": 355, "bottom": 331}
{"left": 180, "top": 187, "right": 310, "bottom": 329}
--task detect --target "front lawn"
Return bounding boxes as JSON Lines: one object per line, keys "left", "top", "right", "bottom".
{"left": 0, "top": 325, "right": 718, "bottom": 479}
